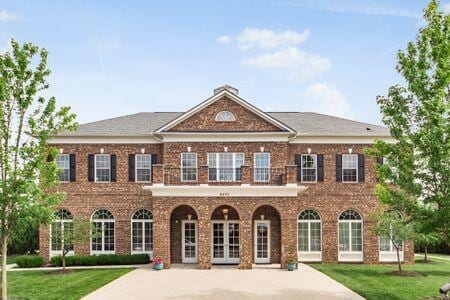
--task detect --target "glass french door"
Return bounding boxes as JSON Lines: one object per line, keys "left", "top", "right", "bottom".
{"left": 212, "top": 221, "right": 240, "bottom": 264}
{"left": 182, "top": 220, "right": 197, "bottom": 263}
{"left": 254, "top": 220, "right": 271, "bottom": 263}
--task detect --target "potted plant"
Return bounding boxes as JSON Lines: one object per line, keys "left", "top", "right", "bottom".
{"left": 153, "top": 257, "right": 164, "bottom": 271}
{"left": 286, "top": 256, "right": 296, "bottom": 271}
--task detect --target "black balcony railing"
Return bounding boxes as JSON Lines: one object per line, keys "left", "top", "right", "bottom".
{"left": 208, "top": 167, "right": 242, "bottom": 182}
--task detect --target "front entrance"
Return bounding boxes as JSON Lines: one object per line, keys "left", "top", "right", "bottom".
{"left": 254, "top": 220, "right": 271, "bottom": 263}
{"left": 182, "top": 220, "right": 197, "bottom": 263}
{"left": 211, "top": 220, "right": 240, "bottom": 264}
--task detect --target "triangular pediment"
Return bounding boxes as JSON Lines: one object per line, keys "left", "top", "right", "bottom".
{"left": 156, "top": 87, "right": 294, "bottom": 133}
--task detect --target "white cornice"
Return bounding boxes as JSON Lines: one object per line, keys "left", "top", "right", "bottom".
{"left": 159, "top": 132, "right": 293, "bottom": 142}
{"left": 48, "top": 136, "right": 162, "bottom": 144}
{"left": 155, "top": 90, "right": 295, "bottom": 133}
{"left": 290, "top": 136, "right": 395, "bottom": 144}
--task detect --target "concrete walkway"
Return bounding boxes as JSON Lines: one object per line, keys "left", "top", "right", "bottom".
{"left": 83, "top": 263, "right": 364, "bottom": 300}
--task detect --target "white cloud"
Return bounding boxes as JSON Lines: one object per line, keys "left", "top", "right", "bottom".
{"left": 0, "top": 10, "right": 20, "bottom": 22}
{"left": 444, "top": 3, "right": 450, "bottom": 14}
{"left": 236, "top": 27, "right": 310, "bottom": 50}
{"left": 241, "top": 47, "right": 331, "bottom": 78}
{"left": 274, "top": 1, "right": 420, "bottom": 19}
{"left": 216, "top": 35, "right": 231, "bottom": 44}
{"left": 302, "top": 82, "right": 351, "bottom": 118}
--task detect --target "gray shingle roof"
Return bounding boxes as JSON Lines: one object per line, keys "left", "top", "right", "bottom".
{"left": 57, "top": 111, "right": 389, "bottom": 137}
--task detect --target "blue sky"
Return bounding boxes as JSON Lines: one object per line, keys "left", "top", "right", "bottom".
{"left": 1, "top": 0, "right": 447, "bottom": 125}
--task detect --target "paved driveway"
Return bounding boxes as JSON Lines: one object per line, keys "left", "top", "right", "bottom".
{"left": 83, "top": 263, "right": 364, "bottom": 300}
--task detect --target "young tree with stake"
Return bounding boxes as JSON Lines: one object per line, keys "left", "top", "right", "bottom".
{"left": 0, "top": 39, "right": 76, "bottom": 299}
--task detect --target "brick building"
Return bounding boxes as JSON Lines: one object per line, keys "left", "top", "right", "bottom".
{"left": 40, "top": 85, "right": 414, "bottom": 269}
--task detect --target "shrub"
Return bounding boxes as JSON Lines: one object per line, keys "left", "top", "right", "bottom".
{"left": 50, "top": 254, "right": 150, "bottom": 267}
{"left": 15, "top": 255, "right": 44, "bottom": 268}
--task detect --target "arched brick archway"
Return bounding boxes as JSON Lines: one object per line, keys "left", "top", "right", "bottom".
{"left": 252, "top": 205, "right": 281, "bottom": 264}
{"left": 170, "top": 205, "right": 198, "bottom": 264}
{"left": 210, "top": 205, "right": 240, "bottom": 265}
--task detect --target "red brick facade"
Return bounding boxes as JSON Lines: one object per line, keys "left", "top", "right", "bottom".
{"left": 40, "top": 93, "right": 414, "bottom": 269}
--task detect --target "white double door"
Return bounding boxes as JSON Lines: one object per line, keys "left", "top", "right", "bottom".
{"left": 212, "top": 220, "right": 240, "bottom": 264}
{"left": 182, "top": 220, "right": 198, "bottom": 263}
{"left": 254, "top": 220, "right": 271, "bottom": 264}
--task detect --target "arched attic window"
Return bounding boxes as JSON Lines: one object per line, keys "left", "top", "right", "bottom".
{"left": 215, "top": 111, "right": 236, "bottom": 122}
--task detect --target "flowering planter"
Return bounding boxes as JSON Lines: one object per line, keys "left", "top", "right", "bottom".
{"left": 287, "top": 262, "right": 296, "bottom": 271}
{"left": 153, "top": 258, "right": 164, "bottom": 271}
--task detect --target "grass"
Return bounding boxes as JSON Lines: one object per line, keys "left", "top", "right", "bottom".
{"left": 310, "top": 258, "right": 450, "bottom": 300}
{"left": 415, "top": 253, "right": 450, "bottom": 260}
{"left": 6, "top": 268, "right": 132, "bottom": 300}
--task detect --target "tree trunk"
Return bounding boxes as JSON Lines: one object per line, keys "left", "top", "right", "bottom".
{"left": 1, "top": 233, "right": 8, "bottom": 300}
{"left": 424, "top": 245, "right": 428, "bottom": 262}
{"left": 62, "top": 253, "right": 66, "bottom": 271}
{"left": 396, "top": 246, "right": 402, "bottom": 273}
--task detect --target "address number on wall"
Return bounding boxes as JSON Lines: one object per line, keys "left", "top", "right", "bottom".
{"left": 219, "top": 192, "right": 230, "bottom": 196}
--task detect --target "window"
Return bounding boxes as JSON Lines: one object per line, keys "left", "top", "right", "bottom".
{"left": 91, "top": 209, "right": 115, "bottom": 254}
{"left": 301, "top": 154, "right": 317, "bottom": 182}
{"left": 298, "top": 210, "right": 321, "bottom": 252}
{"left": 208, "top": 153, "right": 244, "bottom": 182}
{"left": 135, "top": 154, "right": 152, "bottom": 182}
{"left": 338, "top": 210, "right": 362, "bottom": 252}
{"left": 131, "top": 209, "right": 153, "bottom": 254}
{"left": 342, "top": 154, "right": 358, "bottom": 182}
{"left": 56, "top": 154, "right": 70, "bottom": 182}
{"left": 50, "top": 209, "right": 73, "bottom": 257}
{"left": 215, "top": 111, "right": 236, "bottom": 122}
{"left": 181, "top": 153, "right": 197, "bottom": 182}
{"left": 95, "top": 154, "right": 110, "bottom": 182}
{"left": 254, "top": 153, "right": 270, "bottom": 182}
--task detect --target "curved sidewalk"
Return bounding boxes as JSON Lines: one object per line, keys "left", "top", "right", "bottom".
{"left": 83, "top": 263, "right": 364, "bottom": 300}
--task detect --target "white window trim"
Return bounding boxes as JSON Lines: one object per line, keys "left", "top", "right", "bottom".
{"left": 254, "top": 219, "right": 271, "bottom": 263}
{"left": 56, "top": 154, "right": 70, "bottom": 183}
{"left": 379, "top": 235, "right": 404, "bottom": 253}
{"left": 338, "top": 217, "right": 364, "bottom": 261}
{"left": 90, "top": 213, "right": 115, "bottom": 255}
{"left": 379, "top": 236, "right": 404, "bottom": 262}
{"left": 253, "top": 152, "right": 270, "bottom": 182}
{"left": 207, "top": 152, "right": 244, "bottom": 182}
{"left": 301, "top": 154, "right": 318, "bottom": 183}
{"left": 131, "top": 217, "right": 153, "bottom": 257}
{"left": 342, "top": 154, "right": 358, "bottom": 183}
{"left": 94, "top": 154, "right": 111, "bottom": 183}
{"left": 215, "top": 111, "right": 236, "bottom": 122}
{"left": 49, "top": 219, "right": 74, "bottom": 258}
{"left": 135, "top": 154, "right": 152, "bottom": 183}
{"left": 181, "top": 152, "right": 198, "bottom": 182}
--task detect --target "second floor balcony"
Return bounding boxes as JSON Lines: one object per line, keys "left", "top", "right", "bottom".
{"left": 144, "top": 164, "right": 306, "bottom": 197}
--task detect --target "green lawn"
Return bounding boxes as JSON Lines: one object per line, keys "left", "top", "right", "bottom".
{"left": 7, "top": 268, "right": 132, "bottom": 300}
{"left": 310, "top": 258, "right": 450, "bottom": 300}
{"left": 415, "top": 253, "right": 450, "bottom": 260}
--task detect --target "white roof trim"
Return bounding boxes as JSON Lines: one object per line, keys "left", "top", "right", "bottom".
{"left": 155, "top": 90, "right": 295, "bottom": 133}
{"left": 159, "top": 132, "right": 292, "bottom": 142}
{"left": 48, "top": 136, "right": 162, "bottom": 144}
{"left": 290, "top": 136, "right": 396, "bottom": 144}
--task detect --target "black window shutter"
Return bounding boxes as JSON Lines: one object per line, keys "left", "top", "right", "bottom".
{"left": 128, "top": 154, "right": 135, "bottom": 182}
{"left": 358, "top": 154, "right": 365, "bottom": 182}
{"left": 317, "top": 154, "right": 324, "bottom": 182}
{"left": 110, "top": 155, "right": 117, "bottom": 182}
{"left": 336, "top": 154, "right": 342, "bottom": 182}
{"left": 151, "top": 154, "right": 158, "bottom": 165}
{"left": 69, "top": 154, "right": 76, "bottom": 182}
{"left": 295, "top": 154, "right": 302, "bottom": 181}
{"left": 88, "top": 154, "right": 95, "bottom": 182}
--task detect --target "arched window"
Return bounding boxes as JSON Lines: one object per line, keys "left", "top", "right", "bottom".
{"left": 50, "top": 209, "right": 74, "bottom": 257}
{"left": 215, "top": 111, "right": 236, "bottom": 122}
{"left": 297, "top": 210, "right": 322, "bottom": 261}
{"left": 91, "top": 209, "right": 115, "bottom": 254}
{"left": 338, "top": 210, "right": 363, "bottom": 262}
{"left": 131, "top": 209, "right": 153, "bottom": 256}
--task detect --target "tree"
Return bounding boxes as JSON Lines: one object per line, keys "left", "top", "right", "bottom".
{"left": 0, "top": 39, "right": 76, "bottom": 299}
{"left": 368, "top": 1, "right": 449, "bottom": 242}
{"left": 371, "top": 208, "right": 414, "bottom": 273}
{"left": 414, "top": 227, "right": 441, "bottom": 262}
{"left": 51, "top": 217, "right": 92, "bottom": 270}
